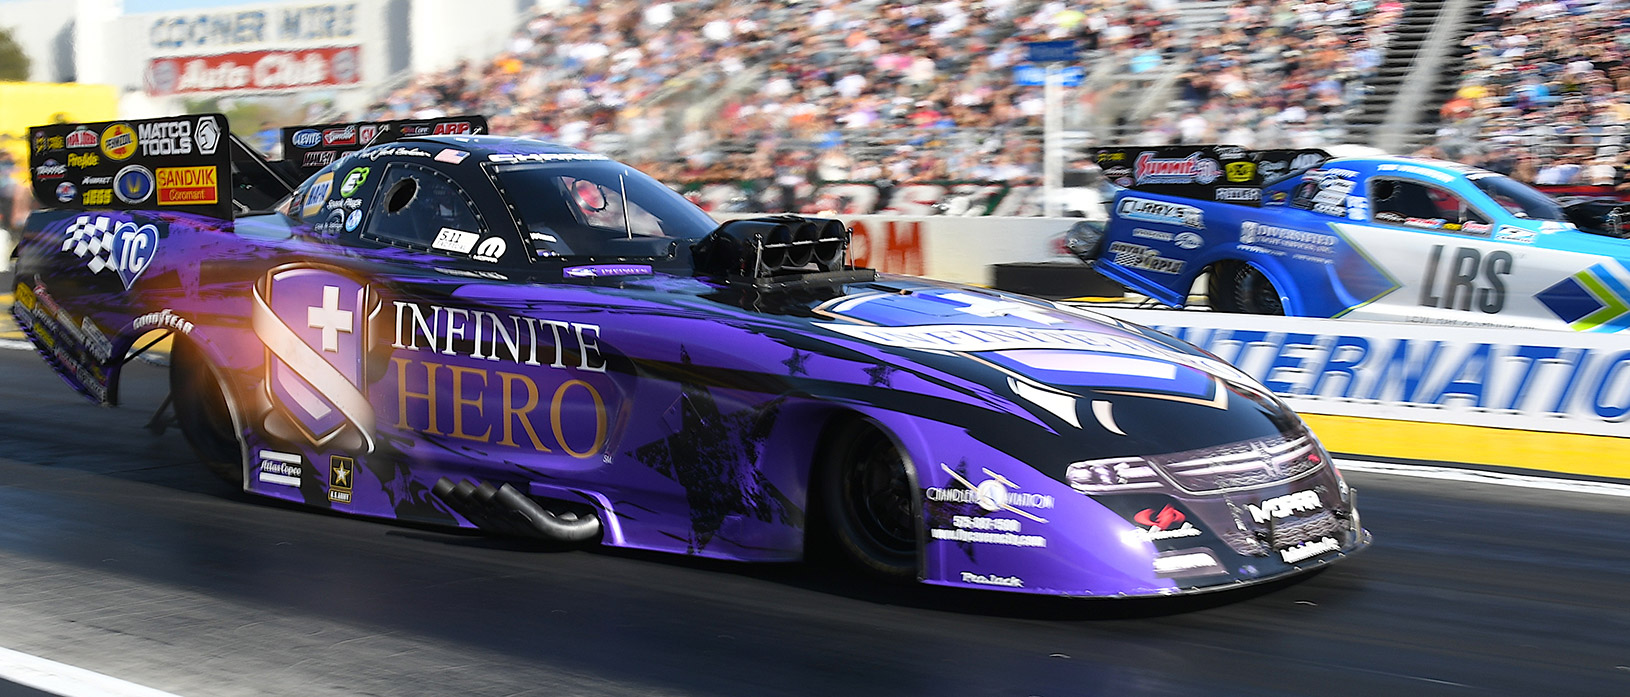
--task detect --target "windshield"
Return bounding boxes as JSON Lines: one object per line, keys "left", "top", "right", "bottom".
{"left": 495, "top": 161, "right": 719, "bottom": 258}
{"left": 1469, "top": 173, "right": 1567, "bottom": 221}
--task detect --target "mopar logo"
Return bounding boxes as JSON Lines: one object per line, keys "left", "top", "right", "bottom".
{"left": 291, "top": 129, "right": 321, "bottom": 148}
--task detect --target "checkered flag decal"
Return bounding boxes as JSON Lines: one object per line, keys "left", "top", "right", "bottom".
{"left": 61, "top": 215, "right": 117, "bottom": 273}
{"left": 1113, "top": 246, "right": 1144, "bottom": 266}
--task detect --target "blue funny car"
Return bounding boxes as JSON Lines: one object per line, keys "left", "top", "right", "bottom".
{"left": 1071, "top": 145, "right": 1630, "bottom": 333}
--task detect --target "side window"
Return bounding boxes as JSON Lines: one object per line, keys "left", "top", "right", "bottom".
{"left": 1370, "top": 178, "right": 1490, "bottom": 234}
{"left": 360, "top": 163, "right": 504, "bottom": 262}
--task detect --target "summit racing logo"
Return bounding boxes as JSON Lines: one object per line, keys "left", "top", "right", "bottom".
{"left": 1134, "top": 151, "right": 1220, "bottom": 185}
{"left": 1129, "top": 505, "right": 1202, "bottom": 542}
{"left": 1117, "top": 197, "right": 1204, "bottom": 229}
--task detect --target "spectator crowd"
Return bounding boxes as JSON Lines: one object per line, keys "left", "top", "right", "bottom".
{"left": 359, "top": 0, "right": 1411, "bottom": 200}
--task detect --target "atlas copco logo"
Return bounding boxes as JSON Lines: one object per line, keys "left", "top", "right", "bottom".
{"left": 1134, "top": 151, "right": 1220, "bottom": 185}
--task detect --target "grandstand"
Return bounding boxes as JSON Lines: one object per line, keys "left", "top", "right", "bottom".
{"left": 196, "top": 0, "right": 1630, "bottom": 205}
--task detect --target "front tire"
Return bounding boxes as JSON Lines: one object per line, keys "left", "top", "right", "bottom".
{"left": 818, "top": 421, "right": 917, "bottom": 580}
{"left": 171, "top": 340, "right": 245, "bottom": 485}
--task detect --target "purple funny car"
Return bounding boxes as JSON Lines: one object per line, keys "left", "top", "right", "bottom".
{"left": 10, "top": 114, "right": 1368, "bottom": 597}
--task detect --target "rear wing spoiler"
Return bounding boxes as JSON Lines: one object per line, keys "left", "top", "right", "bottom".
{"left": 29, "top": 113, "right": 490, "bottom": 220}
{"left": 29, "top": 114, "right": 248, "bottom": 220}
{"left": 1090, "top": 145, "right": 1329, "bottom": 207}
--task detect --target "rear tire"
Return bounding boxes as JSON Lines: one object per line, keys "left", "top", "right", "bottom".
{"left": 1209, "top": 261, "right": 1284, "bottom": 315}
{"left": 171, "top": 340, "right": 245, "bottom": 485}
{"left": 818, "top": 421, "right": 917, "bottom": 580}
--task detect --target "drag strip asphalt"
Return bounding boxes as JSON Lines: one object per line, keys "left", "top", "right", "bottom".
{"left": 0, "top": 341, "right": 1627, "bottom": 697}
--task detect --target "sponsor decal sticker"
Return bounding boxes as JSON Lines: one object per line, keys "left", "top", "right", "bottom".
{"left": 472, "top": 237, "right": 507, "bottom": 263}
{"left": 1109, "top": 241, "right": 1185, "bottom": 274}
{"left": 67, "top": 153, "right": 99, "bottom": 169}
{"left": 1129, "top": 504, "right": 1202, "bottom": 542}
{"left": 303, "top": 151, "right": 338, "bottom": 168}
{"left": 55, "top": 182, "right": 76, "bottom": 203}
{"left": 257, "top": 450, "right": 302, "bottom": 487}
{"left": 564, "top": 264, "right": 654, "bottom": 278}
{"left": 339, "top": 167, "right": 369, "bottom": 196}
{"left": 59, "top": 214, "right": 161, "bottom": 289}
{"left": 431, "top": 227, "right": 480, "bottom": 254}
{"left": 132, "top": 309, "right": 194, "bottom": 334}
{"left": 1174, "top": 232, "right": 1203, "bottom": 250}
{"left": 1134, "top": 151, "right": 1220, "bottom": 185}
{"left": 301, "top": 172, "right": 334, "bottom": 218}
{"left": 136, "top": 120, "right": 193, "bottom": 156}
{"left": 1153, "top": 548, "right": 1225, "bottom": 578}
{"left": 114, "top": 165, "right": 156, "bottom": 204}
{"left": 195, "top": 116, "right": 222, "bottom": 155}
{"left": 328, "top": 455, "right": 354, "bottom": 503}
{"left": 1239, "top": 221, "right": 1336, "bottom": 255}
{"left": 156, "top": 166, "right": 218, "bottom": 205}
{"left": 1131, "top": 228, "right": 1173, "bottom": 242}
{"left": 1225, "top": 161, "right": 1256, "bottom": 182}
{"left": 344, "top": 209, "right": 362, "bottom": 232}
{"left": 100, "top": 123, "right": 138, "bottom": 160}
{"left": 81, "top": 189, "right": 112, "bottom": 206}
{"left": 1279, "top": 536, "right": 1340, "bottom": 564}
{"left": 65, "top": 127, "right": 97, "bottom": 149}
{"left": 34, "top": 159, "right": 66, "bottom": 180}
{"left": 1215, "top": 186, "right": 1259, "bottom": 202}
{"left": 323, "top": 125, "right": 358, "bottom": 146}
{"left": 1117, "top": 197, "right": 1204, "bottom": 229}
{"left": 1246, "top": 489, "right": 1322, "bottom": 523}
{"left": 487, "top": 152, "right": 609, "bottom": 164}
{"left": 291, "top": 129, "right": 322, "bottom": 148}
{"left": 959, "top": 572, "right": 1024, "bottom": 587}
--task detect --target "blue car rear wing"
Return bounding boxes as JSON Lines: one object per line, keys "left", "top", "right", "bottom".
{"left": 1091, "top": 145, "right": 1329, "bottom": 207}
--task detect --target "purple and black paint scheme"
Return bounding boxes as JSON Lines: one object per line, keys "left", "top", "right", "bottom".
{"left": 10, "top": 115, "right": 1368, "bottom": 598}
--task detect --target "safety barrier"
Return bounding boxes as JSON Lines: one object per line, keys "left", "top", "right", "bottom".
{"left": 1099, "top": 308, "right": 1630, "bottom": 479}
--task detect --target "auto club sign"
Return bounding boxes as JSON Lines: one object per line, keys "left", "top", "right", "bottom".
{"left": 146, "top": 46, "right": 362, "bottom": 95}
{"left": 139, "top": 2, "right": 364, "bottom": 95}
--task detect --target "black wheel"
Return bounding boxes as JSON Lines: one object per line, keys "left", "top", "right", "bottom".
{"left": 1209, "top": 261, "right": 1284, "bottom": 315}
{"left": 171, "top": 340, "right": 245, "bottom": 485}
{"left": 818, "top": 421, "right": 917, "bottom": 580}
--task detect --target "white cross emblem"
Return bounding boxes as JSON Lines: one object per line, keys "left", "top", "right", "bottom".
{"left": 942, "top": 292, "right": 1064, "bottom": 325}
{"left": 307, "top": 285, "right": 354, "bottom": 352}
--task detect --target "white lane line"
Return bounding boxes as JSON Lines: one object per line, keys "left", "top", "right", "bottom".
{"left": 0, "top": 646, "right": 185, "bottom": 697}
{"left": 1336, "top": 458, "right": 1630, "bottom": 498}
{"left": 0, "top": 339, "right": 34, "bottom": 351}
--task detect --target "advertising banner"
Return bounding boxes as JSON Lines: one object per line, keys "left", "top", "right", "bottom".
{"left": 145, "top": 46, "right": 363, "bottom": 96}
{"left": 1099, "top": 309, "right": 1630, "bottom": 440}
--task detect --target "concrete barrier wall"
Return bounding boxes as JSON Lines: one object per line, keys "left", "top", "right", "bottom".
{"left": 716, "top": 214, "right": 1084, "bottom": 286}
{"left": 1100, "top": 308, "right": 1630, "bottom": 478}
